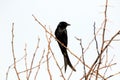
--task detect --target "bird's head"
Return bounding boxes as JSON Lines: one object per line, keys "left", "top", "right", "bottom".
{"left": 58, "top": 21, "right": 70, "bottom": 29}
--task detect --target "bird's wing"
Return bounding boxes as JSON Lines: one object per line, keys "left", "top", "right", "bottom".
{"left": 61, "top": 29, "right": 67, "bottom": 46}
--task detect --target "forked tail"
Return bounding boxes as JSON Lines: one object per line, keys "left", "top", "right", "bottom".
{"left": 64, "top": 52, "right": 76, "bottom": 72}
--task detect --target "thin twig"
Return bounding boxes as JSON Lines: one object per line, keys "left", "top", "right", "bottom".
{"left": 105, "top": 72, "right": 120, "bottom": 79}
{"left": 103, "top": 55, "right": 115, "bottom": 78}
{"left": 93, "top": 22, "right": 100, "bottom": 55}
{"left": 46, "top": 30, "right": 52, "bottom": 80}
{"left": 11, "top": 23, "right": 21, "bottom": 80}
{"left": 95, "top": 0, "right": 109, "bottom": 79}
{"left": 24, "top": 43, "right": 29, "bottom": 79}
{"left": 75, "top": 37, "right": 106, "bottom": 80}
{"left": 50, "top": 47, "right": 66, "bottom": 80}
{"left": 6, "top": 65, "right": 11, "bottom": 80}
{"left": 34, "top": 49, "right": 45, "bottom": 80}
{"left": 28, "top": 37, "right": 40, "bottom": 79}
{"left": 80, "top": 39, "right": 87, "bottom": 80}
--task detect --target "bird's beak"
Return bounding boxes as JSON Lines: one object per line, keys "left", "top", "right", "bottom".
{"left": 67, "top": 23, "right": 70, "bottom": 26}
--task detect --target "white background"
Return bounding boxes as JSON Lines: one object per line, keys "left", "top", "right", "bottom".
{"left": 0, "top": 0, "right": 120, "bottom": 80}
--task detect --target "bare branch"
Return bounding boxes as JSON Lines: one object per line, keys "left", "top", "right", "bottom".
{"left": 34, "top": 49, "right": 45, "bottom": 80}
{"left": 28, "top": 37, "right": 40, "bottom": 79}
{"left": 11, "top": 23, "right": 21, "bottom": 80}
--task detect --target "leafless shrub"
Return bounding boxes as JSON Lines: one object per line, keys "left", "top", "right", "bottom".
{"left": 6, "top": 0, "right": 120, "bottom": 80}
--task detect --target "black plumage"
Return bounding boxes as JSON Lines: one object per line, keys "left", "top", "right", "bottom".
{"left": 55, "top": 21, "right": 76, "bottom": 72}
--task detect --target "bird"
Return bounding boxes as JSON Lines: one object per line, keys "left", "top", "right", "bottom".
{"left": 55, "top": 21, "right": 76, "bottom": 72}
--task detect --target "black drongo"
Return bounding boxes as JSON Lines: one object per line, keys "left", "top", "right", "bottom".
{"left": 55, "top": 21, "right": 76, "bottom": 72}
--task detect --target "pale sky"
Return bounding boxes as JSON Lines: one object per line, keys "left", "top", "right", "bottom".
{"left": 0, "top": 0, "right": 120, "bottom": 80}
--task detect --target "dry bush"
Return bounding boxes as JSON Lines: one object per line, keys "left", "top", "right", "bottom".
{"left": 6, "top": 0, "right": 120, "bottom": 80}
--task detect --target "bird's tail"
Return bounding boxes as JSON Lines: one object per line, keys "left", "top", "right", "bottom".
{"left": 64, "top": 52, "right": 76, "bottom": 72}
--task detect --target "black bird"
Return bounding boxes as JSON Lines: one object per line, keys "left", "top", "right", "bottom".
{"left": 55, "top": 21, "right": 76, "bottom": 72}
